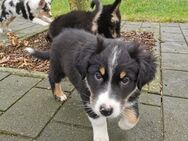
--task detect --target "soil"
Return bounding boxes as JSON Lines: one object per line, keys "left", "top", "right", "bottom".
{"left": 0, "top": 31, "right": 156, "bottom": 73}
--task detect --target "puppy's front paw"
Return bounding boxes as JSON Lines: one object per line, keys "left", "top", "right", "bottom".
{"left": 94, "top": 134, "right": 109, "bottom": 141}
{"left": 54, "top": 94, "right": 67, "bottom": 102}
{"left": 118, "top": 113, "right": 139, "bottom": 130}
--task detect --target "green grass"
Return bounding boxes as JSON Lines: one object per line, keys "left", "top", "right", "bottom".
{"left": 52, "top": 0, "right": 188, "bottom": 22}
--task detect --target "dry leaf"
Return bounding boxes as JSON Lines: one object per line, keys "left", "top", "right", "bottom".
{"left": 0, "top": 56, "right": 10, "bottom": 64}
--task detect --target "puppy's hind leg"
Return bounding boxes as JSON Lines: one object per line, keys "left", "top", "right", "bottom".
{"left": 48, "top": 61, "right": 67, "bottom": 102}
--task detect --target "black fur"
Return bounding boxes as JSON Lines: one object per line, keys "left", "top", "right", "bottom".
{"left": 91, "top": 0, "right": 122, "bottom": 38}
{"left": 41, "top": 29, "right": 156, "bottom": 119}
{"left": 46, "top": 0, "right": 102, "bottom": 42}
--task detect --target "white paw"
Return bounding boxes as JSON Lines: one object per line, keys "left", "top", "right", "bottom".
{"left": 94, "top": 136, "right": 109, "bottom": 141}
{"left": 59, "top": 95, "right": 67, "bottom": 101}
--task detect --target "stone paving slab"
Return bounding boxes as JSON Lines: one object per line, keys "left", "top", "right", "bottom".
{"left": 0, "top": 72, "right": 9, "bottom": 81}
{"left": 0, "top": 88, "right": 62, "bottom": 138}
{"left": 141, "top": 22, "right": 159, "bottom": 28}
{"left": 182, "top": 29, "right": 188, "bottom": 37}
{"left": 160, "top": 23, "right": 179, "bottom": 27}
{"left": 41, "top": 103, "right": 162, "bottom": 141}
{"left": 162, "top": 53, "right": 188, "bottom": 71}
{"left": 161, "top": 41, "right": 188, "bottom": 53}
{"left": 161, "top": 33, "right": 185, "bottom": 42}
{"left": 163, "top": 70, "right": 188, "bottom": 98}
{"left": 36, "top": 78, "right": 74, "bottom": 93}
{"left": 161, "top": 26, "right": 182, "bottom": 34}
{"left": 148, "top": 66, "right": 161, "bottom": 94}
{"left": 110, "top": 105, "right": 162, "bottom": 141}
{"left": 180, "top": 23, "right": 188, "bottom": 30}
{"left": 140, "top": 93, "right": 161, "bottom": 106}
{"left": 37, "top": 121, "right": 92, "bottom": 141}
{"left": 163, "top": 96, "right": 188, "bottom": 141}
{"left": 0, "top": 75, "right": 41, "bottom": 111}
{"left": 53, "top": 90, "right": 91, "bottom": 127}
{"left": 0, "top": 134, "right": 32, "bottom": 141}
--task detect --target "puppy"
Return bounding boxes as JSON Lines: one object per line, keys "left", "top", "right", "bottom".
{"left": 25, "top": 28, "right": 156, "bottom": 141}
{"left": 46, "top": 0, "right": 102, "bottom": 42}
{"left": 0, "top": 0, "right": 52, "bottom": 33}
{"left": 91, "top": 0, "right": 122, "bottom": 38}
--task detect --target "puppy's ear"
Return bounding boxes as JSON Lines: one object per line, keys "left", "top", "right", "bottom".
{"left": 128, "top": 42, "right": 157, "bottom": 90}
{"left": 39, "top": 0, "right": 46, "bottom": 8}
{"left": 76, "top": 36, "right": 105, "bottom": 79}
{"left": 96, "top": 35, "right": 105, "bottom": 54}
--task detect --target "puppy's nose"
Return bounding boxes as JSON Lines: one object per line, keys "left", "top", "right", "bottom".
{"left": 99, "top": 104, "right": 113, "bottom": 117}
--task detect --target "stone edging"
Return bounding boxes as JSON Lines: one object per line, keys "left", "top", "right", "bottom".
{"left": 0, "top": 67, "right": 47, "bottom": 79}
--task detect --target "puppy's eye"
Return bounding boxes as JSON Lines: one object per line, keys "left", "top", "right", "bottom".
{"left": 95, "top": 72, "right": 103, "bottom": 80}
{"left": 121, "top": 77, "right": 129, "bottom": 85}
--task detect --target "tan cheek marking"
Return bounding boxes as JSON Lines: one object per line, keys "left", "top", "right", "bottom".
{"left": 120, "top": 71, "right": 127, "bottom": 79}
{"left": 111, "top": 13, "right": 119, "bottom": 22}
{"left": 99, "top": 67, "right": 105, "bottom": 76}
{"left": 123, "top": 108, "right": 139, "bottom": 124}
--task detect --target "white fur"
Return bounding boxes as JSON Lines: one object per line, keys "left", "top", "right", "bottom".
{"left": 59, "top": 95, "right": 67, "bottom": 101}
{"left": 92, "top": 46, "right": 122, "bottom": 118}
{"left": 94, "top": 89, "right": 121, "bottom": 118}
{"left": 0, "top": 0, "right": 52, "bottom": 33}
{"left": 32, "top": 17, "right": 49, "bottom": 26}
{"left": 89, "top": 117, "right": 109, "bottom": 141}
{"left": 24, "top": 47, "right": 35, "bottom": 54}
{"left": 0, "top": 28, "right": 3, "bottom": 33}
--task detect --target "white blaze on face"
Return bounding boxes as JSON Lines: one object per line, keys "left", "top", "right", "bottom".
{"left": 93, "top": 46, "right": 122, "bottom": 118}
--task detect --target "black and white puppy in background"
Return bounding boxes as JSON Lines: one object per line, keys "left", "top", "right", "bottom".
{"left": 46, "top": 0, "right": 102, "bottom": 42}
{"left": 25, "top": 28, "right": 156, "bottom": 141}
{"left": 0, "top": 0, "right": 52, "bottom": 33}
{"left": 91, "top": 0, "right": 122, "bottom": 38}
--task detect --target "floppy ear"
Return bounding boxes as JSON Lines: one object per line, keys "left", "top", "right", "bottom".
{"left": 39, "top": 0, "right": 46, "bottom": 8}
{"left": 128, "top": 42, "right": 157, "bottom": 90}
{"left": 76, "top": 36, "right": 105, "bottom": 79}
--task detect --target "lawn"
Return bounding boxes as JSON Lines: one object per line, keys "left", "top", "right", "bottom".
{"left": 51, "top": 0, "right": 188, "bottom": 22}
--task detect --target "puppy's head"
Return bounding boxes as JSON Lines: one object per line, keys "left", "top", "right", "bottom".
{"left": 77, "top": 37, "right": 156, "bottom": 118}
{"left": 38, "top": 0, "right": 52, "bottom": 17}
{"left": 98, "top": 0, "right": 121, "bottom": 38}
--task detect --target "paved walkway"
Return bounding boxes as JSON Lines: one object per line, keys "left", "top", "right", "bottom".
{"left": 0, "top": 22, "right": 188, "bottom": 141}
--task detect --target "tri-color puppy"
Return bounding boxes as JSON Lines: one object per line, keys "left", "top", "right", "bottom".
{"left": 91, "top": 0, "right": 122, "bottom": 38}
{"left": 25, "top": 29, "right": 156, "bottom": 141}
{"left": 46, "top": 0, "right": 102, "bottom": 42}
{"left": 0, "top": 0, "right": 52, "bottom": 33}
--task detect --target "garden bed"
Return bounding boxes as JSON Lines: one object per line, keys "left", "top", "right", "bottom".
{"left": 0, "top": 31, "right": 156, "bottom": 73}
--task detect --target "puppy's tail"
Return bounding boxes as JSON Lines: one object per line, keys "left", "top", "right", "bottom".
{"left": 24, "top": 47, "right": 50, "bottom": 60}
{"left": 110, "top": 0, "right": 122, "bottom": 13}
{"left": 91, "top": 0, "right": 103, "bottom": 17}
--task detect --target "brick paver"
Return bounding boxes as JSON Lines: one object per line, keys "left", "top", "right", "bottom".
{"left": 0, "top": 22, "right": 188, "bottom": 141}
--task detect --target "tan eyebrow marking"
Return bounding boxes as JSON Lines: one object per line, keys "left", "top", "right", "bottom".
{"left": 120, "top": 71, "right": 127, "bottom": 79}
{"left": 99, "top": 67, "right": 105, "bottom": 76}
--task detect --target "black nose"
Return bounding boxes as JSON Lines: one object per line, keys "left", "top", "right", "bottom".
{"left": 99, "top": 105, "right": 113, "bottom": 117}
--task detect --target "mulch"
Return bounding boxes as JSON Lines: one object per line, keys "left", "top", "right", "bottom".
{"left": 0, "top": 31, "right": 156, "bottom": 73}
